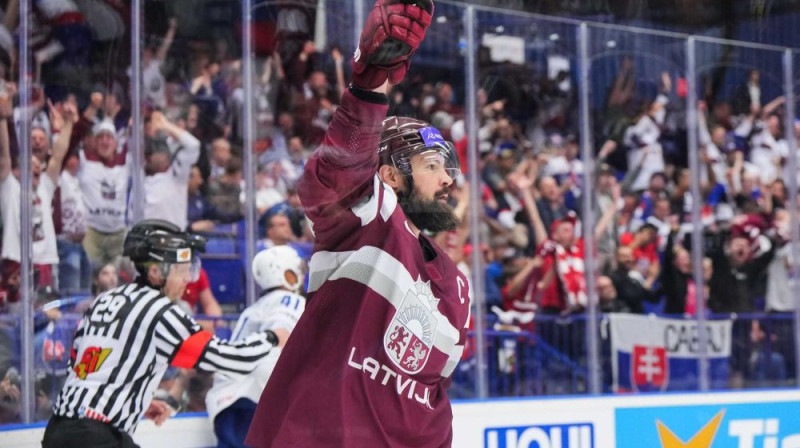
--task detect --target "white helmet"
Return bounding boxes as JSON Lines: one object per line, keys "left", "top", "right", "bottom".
{"left": 252, "top": 245, "right": 304, "bottom": 292}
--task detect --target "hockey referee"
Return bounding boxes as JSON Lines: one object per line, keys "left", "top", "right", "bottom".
{"left": 42, "top": 220, "right": 282, "bottom": 448}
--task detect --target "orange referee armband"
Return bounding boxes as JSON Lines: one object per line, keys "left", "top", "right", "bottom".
{"left": 171, "top": 331, "right": 213, "bottom": 368}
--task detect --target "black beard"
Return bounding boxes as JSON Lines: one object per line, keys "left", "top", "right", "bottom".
{"left": 397, "top": 187, "right": 460, "bottom": 233}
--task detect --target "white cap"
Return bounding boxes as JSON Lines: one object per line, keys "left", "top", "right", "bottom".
{"left": 715, "top": 203, "right": 735, "bottom": 223}
{"left": 93, "top": 119, "right": 116, "bottom": 137}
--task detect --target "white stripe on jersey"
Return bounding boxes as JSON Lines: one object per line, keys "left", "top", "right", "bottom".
{"left": 351, "top": 175, "right": 382, "bottom": 226}
{"left": 349, "top": 175, "right": 399, "bottom": 227}
{"left": 307, "top": 246, "right": 461, "bottom": 377}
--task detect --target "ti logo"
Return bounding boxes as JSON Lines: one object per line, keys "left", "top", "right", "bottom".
{"left": 74, "top": 347, "right": 112, "bottom": 379}
{"left": 618, "top": 401, "right": 800, "bottom": 448}
{"left": 656, "top": 410, "right": 800, "bottom": 448}
{"left": 657, "top": 410, "right": 724, "bottom": 448}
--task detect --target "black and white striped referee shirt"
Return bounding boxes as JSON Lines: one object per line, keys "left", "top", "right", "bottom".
{"left": 52, "top": 281, "right": 276, "bottom": 434}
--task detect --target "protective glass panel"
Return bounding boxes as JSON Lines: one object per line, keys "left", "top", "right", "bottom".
{"left": 587, "top": 25, "right": 691, "bottom": 393}
{"left": 474, "top": 8, "right": 589, "bottom": 397}
{"left": 694, "top": 40, "right": 790, "bottom": 391}
{"left": 13, "top": 0, "right": 130, "bottom": 426}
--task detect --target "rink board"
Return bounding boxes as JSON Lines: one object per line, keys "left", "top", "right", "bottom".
{"left": 3, "top": 389, "right": 800, "bottom": 447}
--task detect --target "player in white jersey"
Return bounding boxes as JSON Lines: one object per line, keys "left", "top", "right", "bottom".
{"left": 205, "top": 245, "right": 305, "bottom": 448}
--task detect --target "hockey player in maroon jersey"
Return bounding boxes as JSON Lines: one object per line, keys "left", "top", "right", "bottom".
{"left": 245, "top": 1, "right": 471, "bottom": 447}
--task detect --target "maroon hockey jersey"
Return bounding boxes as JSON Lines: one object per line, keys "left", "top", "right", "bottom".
{"left": 245, "top": 90, "right": 471, "bottom": 447}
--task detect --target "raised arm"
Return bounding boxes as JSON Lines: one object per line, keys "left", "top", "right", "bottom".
{"left": 150, "top": 111, "right": 200, "bottom": 178}
{"left": 156, "top": 18, "right": 178, "bottom": 62}
{"left": 761, "top": 95, "right": 785, "bottom": 119}
{"left": 298, "top": 0, "right": 432, "bottom": 225}
{"left": 0, "top": 84, "right": 12, "bottom": 181}
{"left": 298, "top": 81, "right": 389, "bottom": 212}
{"left": 697, "top": 101, "right": 712, "bottom": 146}
{"left": 332, "top": 47, "right": 347, "bottom": 100}
{"left": 649, "top": 72, "right": 671, "bottom": 126}
{"left": 3, "top": 0, "right": 18, "bottom": 31}
{"left": 517, "top": 171, "right": 548, "bottom": 247}
{"left": 594, "top": 183, "right": 620, "bottom": 239}
{"left": 46, "top": 100, "right": 76, "bottom": 184}
{"left": 607, "top": 57, "right": 635, "bottom": 107}
{"left": 505, "top": 257, "right": 543, "bottom": 298}
{"left": 699, "top": 147, "right": 717, "bottom": 197}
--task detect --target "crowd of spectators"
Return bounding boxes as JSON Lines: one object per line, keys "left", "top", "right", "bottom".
{"left": 0, "top": 0, "right": 797, "bottom": 423}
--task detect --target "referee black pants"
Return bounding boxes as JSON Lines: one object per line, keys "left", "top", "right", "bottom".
{"left": 42, "top": 415, "right": 140, "bottom": 448}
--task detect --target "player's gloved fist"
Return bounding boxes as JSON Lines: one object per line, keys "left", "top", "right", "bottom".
{"left": 264, "top": 330, "right": 279, "bottom": 347}
{"left": 352, "top": 0, "right": 434, "bottom": 90}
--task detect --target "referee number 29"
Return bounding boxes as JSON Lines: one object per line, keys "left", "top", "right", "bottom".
{"left": 90, "top": 294, "right": 128, "bottom": 324}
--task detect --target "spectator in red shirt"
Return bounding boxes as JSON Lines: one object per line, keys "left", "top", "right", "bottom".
{"left": 619, "top": 222, "right": 661, "bottom": 279}
{"left": 505, "top": 169, "right": 618, "bottom": 315}
{"left": 180, "top": 268, "right": 223, "bottom": 317}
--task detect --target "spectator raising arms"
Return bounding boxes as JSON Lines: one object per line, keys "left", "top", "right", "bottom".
{"left": 78, "top": 119, "right": 128, "bottom": 269}
{"left": 141, "top": 111, "right": 201, "bottom": 230}
{"left": 1, "top": 90, "right": 75, "bottom": 291}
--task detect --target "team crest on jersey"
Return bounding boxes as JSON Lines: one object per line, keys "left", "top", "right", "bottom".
{"left": 384, "top": 280, "right": 439, "bottom": 375}
{"left": 100, "top": 179, "right": 116, "bottom": 200}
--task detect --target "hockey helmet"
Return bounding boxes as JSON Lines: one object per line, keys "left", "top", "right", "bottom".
{"left": 252, "top": 245, "right": 304, "bottom": 293}
{"left": 124, "top": 219, "right": 206, "bottom": 280}
{"left": 378, "top": 116, "right": 461, "bottom": 179}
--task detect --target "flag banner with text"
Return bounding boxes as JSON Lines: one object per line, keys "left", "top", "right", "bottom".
{"left": 609, "top": 314, "right": 732, "bottom": 392}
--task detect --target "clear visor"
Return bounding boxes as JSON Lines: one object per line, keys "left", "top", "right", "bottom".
{"left": 391, "top": 141, "right": 461, "bottom": 179}
{"left": 189, "top": 257, "right": 202, "bottom": 282}
{"left": 170, "top": 257, "right": 202, "bottom": 282}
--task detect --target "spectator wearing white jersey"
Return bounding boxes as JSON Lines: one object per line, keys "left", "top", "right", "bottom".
{"left": 622, "top": 72, "right": 672, "bottom": 192}
{"left": 57, "top": 151, "right": 90, "bottom": 294}
{"left": 141, "top": 18, "right": 177, "bottom": 109}
{"left": 141, "top": 111, "right": 201, "bottom": 230}
{"left": 79, "top": 119, "right": 128, "bottom": 268}
{"left": 0, "top": 88, "right": 75, "bottom": 289}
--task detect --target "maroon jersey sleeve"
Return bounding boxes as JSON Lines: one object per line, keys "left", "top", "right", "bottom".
{"left": 298, "top": 88, "right": 388, "bottom": 246}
